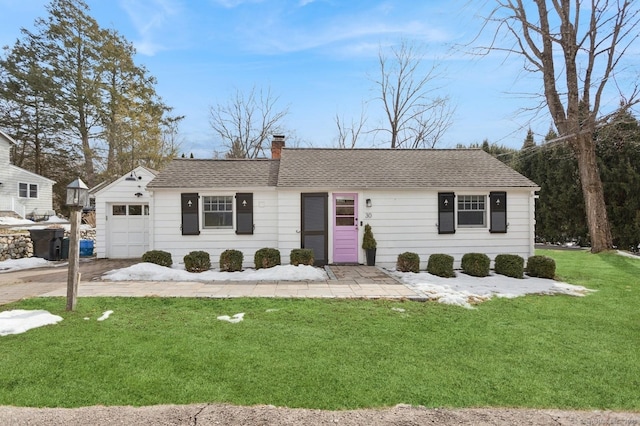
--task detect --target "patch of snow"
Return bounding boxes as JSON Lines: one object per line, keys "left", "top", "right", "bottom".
{"left": 393, "top": 271, "right": 596, "bottom": 309}
{"left": 102, "top": 263, "right": 328, "bottom": 282}
{"left": 0, "top": 217, "right": 35, "bottom": 226}
{"left": 44, "top": 216, "right": 68, "bottom": 224}
{"left": 217, "top": 313, "right": 244, "bottom": 323}
{"left": 97, "top": 310, "right": 114, "bottom": 321}
{"left": 617, "top": 250, "right": 640, "bottom": 259}
{"left": 0, "top": 310, "right": 63, "bottom": 336}
{"left": 0, "top": 257, "right": 51, "bottom": 273}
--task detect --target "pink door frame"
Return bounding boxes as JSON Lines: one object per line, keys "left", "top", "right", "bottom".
{"left": 332, "top": 193, "right": 358, "bottom": 264}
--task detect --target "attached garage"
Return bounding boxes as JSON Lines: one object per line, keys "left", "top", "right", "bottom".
{"left": 106, "top": 203, "right": 150, "bottom": 258}
{"left": 92, "top": 166, "right": 157, "bottom": 259}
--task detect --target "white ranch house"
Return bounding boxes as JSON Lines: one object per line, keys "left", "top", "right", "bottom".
{"left": 128, "top": 139, "right": 539, "bottom": 269}
{"left": 0, "top": 130, "right": 55, "bottom": 219}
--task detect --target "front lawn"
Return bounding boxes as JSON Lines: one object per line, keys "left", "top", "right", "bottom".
{"left": 0, "top": 249, "right": 638, "bottom": 410}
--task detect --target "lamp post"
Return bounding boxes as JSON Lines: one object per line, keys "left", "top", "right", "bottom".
{"left": 65, "top": 178, "right": 89, "bottom": 311}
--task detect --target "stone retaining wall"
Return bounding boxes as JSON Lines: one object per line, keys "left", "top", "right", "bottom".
{"left": 0, "top": 228, "right": 96, "bottom": 261}
{"left": 0, "top": 233, "right": 34, "bottom": 261}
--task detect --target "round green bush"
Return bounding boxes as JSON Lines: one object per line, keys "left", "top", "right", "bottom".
{"left": 254, "top": 247, "right": 281, "bottom": 269}
{"left": 494, "top": 254, "right": 524, "bottom": 279}
{"left": 141, "top": 250, "right": 172, "bottom": 267}
{"left": 461, "top": 253, "right": 490, "bottom": 277}
{"left": 427, "top": 254, "right": 455, "bottom": 278}
{"left": 526, "top": 255, "right": 556, "bottom": 279}
{"left": 396, "top": 252, "right": 420, "bottom": 273}
{"left": 290, "top": 249, "right": 314, "bottom": 266}
{"left": 184, "top": 250, "right": 211, "bottom": 273}
{"left": 220, "top": 249, "right": 243, "bottom": 272}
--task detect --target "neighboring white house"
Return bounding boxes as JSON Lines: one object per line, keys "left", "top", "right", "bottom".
{"left": 92, "top": 166, "right": 157, "bottom": 258}
{"left": 0, "top": 130, "right": 55, "bottom": 219}
{"left": 145, "top": 138, "right": 539, "bottom": 269}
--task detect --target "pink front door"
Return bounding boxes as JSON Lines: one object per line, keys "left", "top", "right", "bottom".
{"left": 333, "top": 193, "right": 358, "bottom": 264}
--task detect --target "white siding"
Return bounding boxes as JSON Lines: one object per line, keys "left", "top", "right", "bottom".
{"left": 358, "top": 189, "right": 535, "bottom": 268}
{"left": 276, "top": 188, "right": 535, "bottom": 268}
{"left": 94, "top": 167, "right": 155, "bottom": 258}
{"left": 150, "top": 187, "right": 279, "bottom": 268}
{"left": 0, "top": 165, "right": 54, "bottom": 217}
{"left": 148, "top": 185, "right": 536, "bottom": 269}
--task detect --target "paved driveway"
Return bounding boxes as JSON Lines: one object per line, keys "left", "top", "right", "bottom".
{"left": 0, "top": 260, "right": 420, "bottom": 305}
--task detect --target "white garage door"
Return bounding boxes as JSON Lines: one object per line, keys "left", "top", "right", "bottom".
{"left": 107, "top": 203, "right": 149, "bottom": 258}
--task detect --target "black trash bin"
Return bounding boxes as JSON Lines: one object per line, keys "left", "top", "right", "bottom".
{"left": 29, "top": 228, "right": 65, "bottom": 261}
{"left": 61, "top": 237, "right": 70, "bottom": 260}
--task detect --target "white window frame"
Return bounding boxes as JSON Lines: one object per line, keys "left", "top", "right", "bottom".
{"left": 202, "top": 195, "right": 233, "bottom": 229}
{"left": 18, "top": 183, "right": 38, "bottom": 199}
{"left": 457, "top": 195, "right": 486, "bottom": 228}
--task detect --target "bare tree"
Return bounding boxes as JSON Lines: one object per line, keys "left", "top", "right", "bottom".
{"left": 479, "top": 0, "right": 640, "bottom": 252}
{"left": 334, "top": 106, "right": 368, "bottom": 149}
{"left": 209, "top": 86, "right": 289, "bottom": 159}
{"left": 373, "top": 40, "right": 454, "bottom": 149}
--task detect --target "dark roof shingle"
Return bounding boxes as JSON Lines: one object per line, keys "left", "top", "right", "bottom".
{"left": 276, "top": 149, "right": 537, "bottom": 188}
{"left": 147, "top": 149, "right": 537, "bottom": 190}
{"left": 147, "top": 158, "right": 280, "bottom": 189}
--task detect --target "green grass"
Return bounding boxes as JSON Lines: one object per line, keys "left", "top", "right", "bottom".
{"left": 1, "top": 249, "right": 639, "bottom": 410}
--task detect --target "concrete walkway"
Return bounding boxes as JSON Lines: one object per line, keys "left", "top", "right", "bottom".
{"left": 0, "top": 260, "right": 421, "bottom": 305}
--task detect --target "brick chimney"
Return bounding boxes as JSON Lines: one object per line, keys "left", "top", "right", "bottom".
{"left": 271, "top": 135, "right": 285, "bottom": 159}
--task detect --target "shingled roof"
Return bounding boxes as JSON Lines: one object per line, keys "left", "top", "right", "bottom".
{"left": 147, "top": 149, "right": 537, "bottom": 190}
{"left": 276, "top": 149, "right": 537, "bottom": 189}
{"left": 147, "top": 158, "right": 280, "bottom": 188}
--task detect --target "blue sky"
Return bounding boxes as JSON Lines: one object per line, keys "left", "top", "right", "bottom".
{"left": 0, "top": 0, "right": 634, "bottom": 158}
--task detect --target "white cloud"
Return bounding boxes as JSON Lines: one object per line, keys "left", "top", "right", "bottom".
{"left": 119, "top": 0, "right": 184, "bottom": 56}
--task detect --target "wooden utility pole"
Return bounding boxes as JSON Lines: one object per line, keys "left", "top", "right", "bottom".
{"left": 66, "top": 205, "right": 82, "bottom": 311}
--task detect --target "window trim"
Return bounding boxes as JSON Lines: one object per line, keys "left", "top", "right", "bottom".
{"left": 18, "top": 183, "right": 38, "bottom": 199}
{"left": 202, "top": 195, "right": 234, "bottom": 229}
{"left": 457, "top": 194, "right": 487, "bottom": 228}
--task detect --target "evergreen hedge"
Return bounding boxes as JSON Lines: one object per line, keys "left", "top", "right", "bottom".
{"left": 494, "top": 254, "right": 524, "bottom": 279}
{"left": 290, "top": 249, "right": 314, "bottom": 266}
{"left": 184, "top": 251, "right": 211, "bottom": 273}
{"left": 427, "top": 254, "right": 455, "bottom": 278}
{"left": 141, "top": 250, "right": 172, "bottom": 267}
{"left": 461, "top": 253, "right": 490, "bottom": 277}
{"left": 526, "top": 255, "right": 556, "bottom": 279}
{"left": 220, "top": 249, "right": 243, "bottom": 272}
{"left": 254, "top": 248, "right": 281, "bottom": 269}
{"left": 396, "top": 252, "right": 420, "bottom": 273}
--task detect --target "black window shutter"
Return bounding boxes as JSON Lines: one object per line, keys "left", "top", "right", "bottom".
{"left": 438, "top": 192, "right": 455, "bottom": 234}
{"left": 235, "top": 193, "right": 253, "bottom": 235}
{"left": 490, "top": 192, "right": 507, "bottom": 233}
{"left": 181, "top": 193, "right": 200, "bottom": 235}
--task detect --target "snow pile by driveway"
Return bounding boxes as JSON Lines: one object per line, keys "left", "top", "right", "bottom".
{"left": 0, "top": 257, "right": 51, "bottom": 272}
{"left": 394, "top": 271, "right": 596, "bottom": 309}
{"left": 0, "top": 310, "right": 63, "bottom": 336}
{"left": 102, "top": 262, "right": 329, "bottom": 282}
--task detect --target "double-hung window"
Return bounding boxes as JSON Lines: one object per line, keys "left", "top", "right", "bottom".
{"left": 19, "top": 183, "right": 38, "bottom": 199}
{"left": 457, "top": 195, "right": 486, "bottom": 227}
{"left": 203, "top": 196, "right": 233, "bottom": 228}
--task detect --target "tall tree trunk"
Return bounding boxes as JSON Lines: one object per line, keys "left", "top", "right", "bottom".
{"left": 574, "top": 132, "right": 612, "bottom": 252}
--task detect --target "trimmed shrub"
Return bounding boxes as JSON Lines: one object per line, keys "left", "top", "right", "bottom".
{"left": 184, "top": 250, "right": 211, "bottom": 273}
{"left": 141, "top": 250, "right": 172, "bottom": 267}
{"left": 526, "top": 255, "right": 556, "bottom": 279}
{"left": 220, "top": 249, "right": 243, "bottom": 272}
{"left": 427, "top": 254, "right": 455, "bottom": 278}
{"left": 290, "top": 249, "right": 314, "bottom": 266}
{"left": 461, "top": 253, "right": 490, "bottom": 277}
{"left": 362, "top": 224, "right": 377, "bottom": 249}
{"left": 254, "top": 247, "right": 281, "bottom": 269}
{"left": 396, "top": 252, "right": 420, "bottom": 273}
{"left": 494, "top": 254, "right": 524, "bottom": 279}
